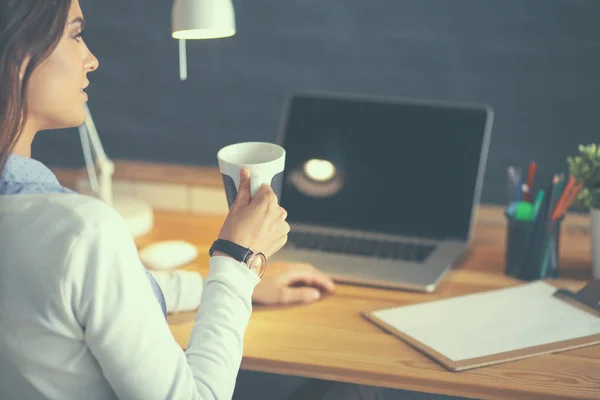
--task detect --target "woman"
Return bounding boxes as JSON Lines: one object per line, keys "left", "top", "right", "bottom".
{"left": 0, "top": 1, "right": 335, "bottom": 399}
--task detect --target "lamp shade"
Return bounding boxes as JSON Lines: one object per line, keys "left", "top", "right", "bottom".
{"left": 172, "top": 0, "right": 236, "bottom": 39}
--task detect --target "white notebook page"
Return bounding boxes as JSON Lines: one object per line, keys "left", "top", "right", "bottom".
{"left": 371, "top": 281, "right": 600, "bottom": 361}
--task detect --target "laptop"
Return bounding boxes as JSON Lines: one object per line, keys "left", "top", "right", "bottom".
{"left": 270, "top": 92, "right": 494, "bottom": 292}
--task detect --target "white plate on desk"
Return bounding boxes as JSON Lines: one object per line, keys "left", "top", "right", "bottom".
{"left": 140, "top": 240, "right": 199, "bottom": 270}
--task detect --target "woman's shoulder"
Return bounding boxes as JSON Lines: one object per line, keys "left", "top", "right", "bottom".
{"left": 47, "top": 192, "right": 119, "bottom": 216}
{"left": 0, "top": 192, "right": 130, "bottom": 241}
{"left": 31, "top": 194, "right": 136, "bottom": 271}
{"left": 0, "top": 193, "right": 133, "bottom": 293}
{"left": 45, "top": 193, "right": 128, "bottom": 235}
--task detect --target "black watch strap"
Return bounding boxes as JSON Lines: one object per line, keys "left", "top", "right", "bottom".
{"left": 209, "top": 239, "right": 251, "bottom": 263}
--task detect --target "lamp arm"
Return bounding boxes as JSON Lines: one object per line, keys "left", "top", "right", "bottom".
{"left": 80, "top": 103, "right": 115, "bottom": 206}
{"left": 79, "top": 124, "right": 99, "bottom": 193}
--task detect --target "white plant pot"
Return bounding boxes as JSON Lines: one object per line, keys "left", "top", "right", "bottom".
{"left": 592, "top": 208, "right": 600, "bottom": 279}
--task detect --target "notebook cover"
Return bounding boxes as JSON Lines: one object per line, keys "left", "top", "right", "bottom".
{"left": 362, "top": 282, "right": 600, "bottom": 372}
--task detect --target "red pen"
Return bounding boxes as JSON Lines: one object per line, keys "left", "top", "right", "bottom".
{"left": 525, "top": 161, "right": 537, "bottom": 202}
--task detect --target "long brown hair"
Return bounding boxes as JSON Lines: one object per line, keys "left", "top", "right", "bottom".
{"left": 0, "top": 0, "right": 72, "bottom": 175}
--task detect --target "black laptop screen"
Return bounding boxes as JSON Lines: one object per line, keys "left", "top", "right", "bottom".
{"left": 278, "top": 94, "right": 491, "bottom": 241}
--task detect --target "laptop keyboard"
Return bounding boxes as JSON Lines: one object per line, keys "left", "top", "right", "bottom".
{"left": 287, "top": 231, "right": 436, "bottom": 263}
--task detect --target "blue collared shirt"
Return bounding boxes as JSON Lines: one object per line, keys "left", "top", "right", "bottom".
{"left": 0, "top": 154, "right": 167, "bottom": 316}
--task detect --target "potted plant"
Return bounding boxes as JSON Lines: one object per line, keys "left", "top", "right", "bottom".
{"left": 567, "top": 143, "right": 600, "bottom": 278}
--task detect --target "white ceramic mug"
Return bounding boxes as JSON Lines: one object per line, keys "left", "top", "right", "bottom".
{"left": 217, "top": 142, "right": 286, "bottom": 207}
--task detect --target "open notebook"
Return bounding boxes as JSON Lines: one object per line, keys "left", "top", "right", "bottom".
{"left": 363, "top": 280, "right": 600, "bottom": 371}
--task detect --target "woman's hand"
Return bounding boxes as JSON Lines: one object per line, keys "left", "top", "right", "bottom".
{"left": 217, "top": 168, "right": 290, "bottom": 258}
{"left": 252, "top": 263, "right": 336, "bottom": 306}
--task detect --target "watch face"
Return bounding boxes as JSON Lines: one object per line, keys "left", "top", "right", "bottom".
{"left": 249, "top": 253, "right": 267, "bottom": 278}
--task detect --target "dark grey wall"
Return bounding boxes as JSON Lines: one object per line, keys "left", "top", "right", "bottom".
{"left": 33, "top": 0, "right": 600, "bottom": 205}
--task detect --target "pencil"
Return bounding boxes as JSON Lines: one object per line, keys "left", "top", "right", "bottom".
{"left": 552, "top": 181, "right": 583, "bottom": 220}
{"left": 551, "top": 176, "right": 575, "bottom": 220}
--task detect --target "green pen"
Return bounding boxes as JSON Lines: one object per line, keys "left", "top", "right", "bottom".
{"left": 514, "top": 201, "right": 534, "bottom": 221}
{"left": 532, "top": 189, "right": 545, "bottom": 219}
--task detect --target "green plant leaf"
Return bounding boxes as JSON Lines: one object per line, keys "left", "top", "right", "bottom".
{"left": 567, "top": 143, "right": 600, "bottom": 209}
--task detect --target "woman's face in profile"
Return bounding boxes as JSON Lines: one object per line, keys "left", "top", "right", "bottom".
{"left": 26, "top": 0, "right": 99, "bottom": 131}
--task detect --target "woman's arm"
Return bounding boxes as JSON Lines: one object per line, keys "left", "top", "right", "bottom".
{"left": 66, "top": 207, "right": 259, "bottom": 400}
{"left": 150, "top": 269, "right": 204, "bottom": 313}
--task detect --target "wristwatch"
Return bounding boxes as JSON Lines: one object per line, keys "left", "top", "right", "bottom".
{"left": 208, "top": 239, "right": 267, "bottom": 278}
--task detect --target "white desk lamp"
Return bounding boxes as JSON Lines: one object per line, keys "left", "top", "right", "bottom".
{"left": 77, "top": 0, "right": 236, "bottom": 236}
{"left": 172, "top": 0, "right": 236, "bottom": 80}
{"left": 78, "top": 104, "right": 154, "bottom": 238}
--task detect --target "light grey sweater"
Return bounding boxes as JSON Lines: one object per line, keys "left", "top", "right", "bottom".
{"left": 0, "top": 193, "right": 259, "bottom": 400}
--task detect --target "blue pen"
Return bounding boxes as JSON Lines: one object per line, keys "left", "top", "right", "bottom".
{"left": 506, "top": 202, "right": 518, "bottom": 217}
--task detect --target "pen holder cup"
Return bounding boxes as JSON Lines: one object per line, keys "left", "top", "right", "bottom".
{"left": 504, "top": 214, "right": 563, "bottom": 281}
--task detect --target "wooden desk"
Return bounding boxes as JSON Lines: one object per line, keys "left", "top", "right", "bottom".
{"left": 135, "top": 207, "right": 599, "bottom": 400}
